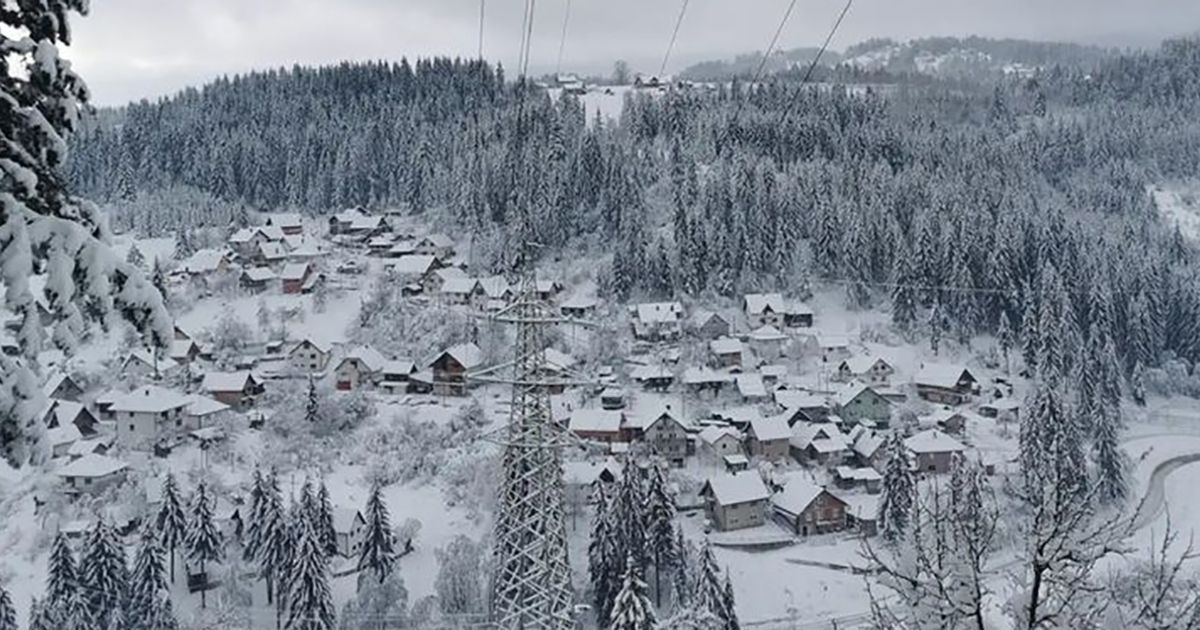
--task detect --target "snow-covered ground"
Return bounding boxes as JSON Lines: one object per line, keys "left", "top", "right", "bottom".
{"left": 1151, "top": 182, "right": 1200, "bottom": 241}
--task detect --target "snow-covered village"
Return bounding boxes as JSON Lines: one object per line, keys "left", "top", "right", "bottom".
{"left": 5, "top": 2, "right": 1200, "bottom": 630}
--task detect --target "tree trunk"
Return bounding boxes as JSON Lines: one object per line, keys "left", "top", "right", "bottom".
{"left": 200, "top": 560, "right": 207, "bottom": 608}
{"left": 169, "top": 545, "right": 175, "bottom": 582}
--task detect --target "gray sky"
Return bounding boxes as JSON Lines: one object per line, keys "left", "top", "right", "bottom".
{"left": 65, "top": 0, "right": 1200, "bottom": 106}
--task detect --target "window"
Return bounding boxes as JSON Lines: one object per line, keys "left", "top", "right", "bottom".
{"left": 85, "top": 478, "right": 92, "bottom": 485}
{"left": 129, "top": 424, "right": 135, "bottom": 432}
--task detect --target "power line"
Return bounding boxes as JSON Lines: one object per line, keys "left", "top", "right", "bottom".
{"left": 478, "top": 0, "right": 486, "bottom": 60}
{"left": 721, "top": 0, "right": 799, "bottom": 153}
{"left": 555, "top": 0, "right": 573, "bottom": 76}
{"left": 520, "top": 0, "right": 538, "bottom": 79}
{"left": 659, "top": 0, "right": 691, "bottom": 77}
{"left": 777, "top": 0, "right": 854, "bottom": 128}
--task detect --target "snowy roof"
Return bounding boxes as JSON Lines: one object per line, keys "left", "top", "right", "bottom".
{"left": 914, "top": 364, "right": 976, "bottom": 389}
{"left": 817, "top": 333, "right": 851, "bottom": 349}
{"left": 736, "top": 374, "right": 768, "bottom": 398}
{"left": 775, "top": 390, "right": 829, "bottom": 410}
{"left": 834, "top": 466, "right": 882, "bottom": 482}
{"left": 334, "top": 208, "right": 367, "bottom": 223}
{"left": 259, "top": 242, "right": 288, "bottom": 260}
{"left": 349, "top": 216, "right": 385, "bottom": 231}
{"left": 839, "top": 355, "right": 891, "bottom": 375}
{"left": 842, "top": 493, "right": 881, "bottom": 520}
{"left": 634, "top": 302, "right": 683, "bottom": 324}
{"left": 242, "top": 267, "right": 277, "bottom": 282}
{"left": 332, "top": 508, "right": 364, "bottom": 533}
{"left": 600, "top": 387, "right": 625, "bottom": 400}
{"left": 280, "top": 262, "right": 310, "bottom": 281}
{"left": 265, "top": 213, "right": 303, "bottom": 229}
{"left": 980, "top": 397, "right": 1021, "bottom": 411}
{"left": 440, "top": 277, "right": 480, "bottom": 295}
{"left": 202, "top": 371, "right": 257, "bottom": 393}
{"left": 478, "top": 276, "right": 512, "bottom": 299}
{"left": 435, "top": 267, "right": 467, "bottom": 281}
{"left": 744, "top": 293, "right": 786, "bottom": 315}
{"left": 57, "top": 453, "right": 128, "bottom": 478}
{"left": 170, "top": 339, "right": 198, "bottom": 360}
{"left": 705, "top": 472, "right": 769, "bottom": 506}
{"left": 388, "top": 240, "right": 417, "bottom": 255}
{"left": 772, "top": 480, "right": 831, "bottom": 516}
{"left": 698, "top": 425, "right": 741, "bottom": 446}
{"left": 790, "top": 423, "right": 847, "bottom": 451}
{"left": 186, "top": 395, "right": 230, "bottom": 417}
{"left": 420, "top": 233, "right": 454, "bottom": 249}
{"left": 47, "top": 424, "right": 82, "bottom": 447}
{"left": 390, "top": 255, "right": 438, "bottom": 276}
{"left": 632, "top": 364, "right": 674, "bottom": 382}
{"left": 535, "top": 279, "right": 562, "bottom": 294}
{"left": 749, "top": 415, "right": 791, "bottom": 442}
{"left": 691, "top": 309, "right": 726, "bottom": 328}
{"left": 681, "top": 367, "right": 734, "bottom": 385}
{"left": 853, "top": 431, "right": 884, "bottom": 460}
{"left": 382, "top": 359, "right": 416, "bottom": 375}
{"left": 543, "top": 348, "right": 576, "bottom": 372}
{"left": 749, "top": 325, "right": 787, "bottom": 341}
{"left": 438, "top": 343, "right": 483, "bottom": 370}
{"left": 367, "top": 235, "right": 396, "bottom": 247}
{"left": 563, "top": 459, "right": 621, "bottom": 485}
{"left": 258, "top": 226, "right": 285, "bottom": 241}
{"left": 569, "top": 409, "right": 623, "bottom": 434}
{"left": 905, "top": 429, "right": 965, "bottom": 454}
{"left": 183, "top": 249, "right": 228, "bottom": 274}
{"left": 709, "top": 336, "right": 743, "bottom": 355}
{"left": 68, "top": 436, "right": 112, "bottom": 458}
{"left": 835, "top": 382, "right": 884, "bottom": 408}
{"left": 44, "top": 399, "right": 89, "bottom": 429}
{"left": 344, "top": 346, "right": 388, "bottom": 372}
{"left": 761, "top": 364, "right": 788, "bottom": 379}
{"left": 292, "top": 337, "right": 334, "bottom": 354}
{"left": 713, "top": 406, "right": 761, "bottom": 425}
{"left": 228, "top": 228, "right": 257, "bottom": 243}
{"left": 109, "top": 385, "right": 192, "bottom": 414}
{"left": 560, "top": 295, "right": 598, "bottom": 310}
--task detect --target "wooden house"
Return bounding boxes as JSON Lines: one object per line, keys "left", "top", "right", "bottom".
{"left": 289, "top": 338, "right": 333, "bottom": 373}
{"left": 701, "top": 472, "right": 770, "bottom": 531}
{"left": 690, "top": 310, "right": 731, "bottom": 340}
{"left": 835, "top": 356, "right": 894, "bottom": 386}
{"left": 905, "top": 429, "right": 966, "bottom": 474}
{"left": 334, "top": 346, "right": 388, "bottom": 390}
{"left": 429, "top": 343, "right": 483, "bottom": 396}
{"left": 914, "top": 364, "right": 979, "bottom": 405}
{"left": 772, "top": 480, "right": 848, "bottom": 536}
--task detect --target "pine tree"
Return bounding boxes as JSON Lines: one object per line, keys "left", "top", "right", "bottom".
{"left": 998, "top": 309, "right": 1014, "bottom": 374}
{"left": 130, "top": 526, "right": 171, "bottom": 630}
{"left": 433, "top": 535, "right": 485, "bottom": 616}
{"left": 1092, "top": 394, "right": 1128, "bottom": 506}
{"left": 186, "top": 480, "right": 225, "bottom": 608}
{"left": 46, "top": 531, "right": 77, "bottom": 607}
{"left": 305, "top": 375, "right": 319, "bottom": 424}
{"left": 891, "top": 242, "right": 918, "bottom": 332}
{"left": 286, "top": 518, "right": 336, "bottom": 630}
{"left": 126, "top": 243, "right": 145, "bottom": 268}
{"left": 176, "top": 228, "right": 195, "bottom": 258}
{"left": 646, "top": 462, "right": 679, "bottom": 608}
{"left": 0, "top": 583, "right": 14, "bottom": 630}
{"left": 590, "top": 487, "right": 621, "bottom": 622}
{"left": 928, "top": 301, "right": 944, "bottom": 356}
{"left": 151, "top": 257, "right": 168, "bottom": 302}
{"left": 672, "top": 526, "right": 692, "bottom": 607}
{"left": 80, "top": 517, "right": 129, "bottom": 622}
{"left": 156, "top": 473, "right": 188, "bottom": 582}
{"left": 358, "top": 481, "right": 397, "bottom": 584}
{"left": 879, "top": 431, "right": 915, "bottom": 544}
{"left": 1020, "top": 284, "right": 1040, "bottom": 374}
{"left": 1131, "top": 360, "right": 1147, "bottom": 406}
{"left": 258, "top": 470, "right": 290, "bottom": 609}
{"left": 316, "top": 479, "right": 338, "bottom": 557}
{"left": 721, "top": 574, "right": 740, "bottom": 630}
{"left": 244, "top": 466, "right": 268, "bottom": 563}
{"left": 694, "top": 541, "right": 728, "bottom": 628}
{"left": 609, "top": 557, "right": 656, "bottom": 630}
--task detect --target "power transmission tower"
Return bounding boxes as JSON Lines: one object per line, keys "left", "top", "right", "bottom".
{"left": 481, "top": 220, "right": 582, "bottom": 630}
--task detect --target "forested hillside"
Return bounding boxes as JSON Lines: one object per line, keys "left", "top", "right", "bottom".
{"left": 67, "top": 38, "right": 1200, "bottom": 383}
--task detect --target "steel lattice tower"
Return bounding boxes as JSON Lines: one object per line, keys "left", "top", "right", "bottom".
{"left": 484, "top": 235, "right": 577, "bottom": 630}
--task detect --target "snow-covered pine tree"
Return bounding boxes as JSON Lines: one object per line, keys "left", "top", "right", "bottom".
{"left": 258, "top": 470, "right": 290, "bottom": 608}
{"left": 721, "top": 574, "right": 740, "bottom": 630}
{"left": 646, "top": 461, "right": 679, "bottom": 607}
{"left": 186, "top": 480, "right": 224, "bottom": 608}
{"left": 244, "top": 466, "right": 267, "bottom": 562}
{"left": 614, "top": 458, "right": 649, "bottom": 573}
{"left": 285, "top": 518, "right": 336, "bottom": 630}
{"left": 672, "top": 525, "right": 693, "bottom": 607}
{"left": 126, "top": 243, "right": 145, "bottom": 268}
{"left": 1092, "top": 391, "right": 1128, "bottom": 506}
{"left": 0, "top": 0, "right": 170, "bottom": 468}
{"left": 129, "top": 526, "right": 171, "bottom": 630}
{"left": 998, "top": 309, "right": 1014, "bottom": 374}
{"left": 890, "top": 240, "right": 918, "bottom": 332}
{"left": 693, "top": 540, "right": 728, "bottom": 627}
{"left": 928, "top": 300, "right": 944, "bottom": 356}
{"left": 80, "top": 517, "right": 129, "bottom": 622}
{"left": 316, "top": 479, "right": 338, "bottom": 557}
{"left": 151, "top": 257, "right": 168, "bottom": 302}
{"left": 0, "top": 582, "right": 14, "bottom": 630}
{"left": 305, "top": 375, "right": 319, "bottom": 423}
{"left": 1019, "top": 282, "right": 1039, "bottom": 374}
{"left": 156, "top": 472, "right": 188, "bottom": 582}
{"left": 589, "top": 486, "right": 621, "bottom": 622}
{"left": 1131, "top": 360, "right": 1147, "bottom": 406}
{"left": 175, "top": 227, "right": 195, "bottom": 258}
{"left": 878, "top": 431, "right": 915, "bottom": 544}
{"left": 358, "top": 481, "right": 397, "bottom": 585}
{"left": 609, "top": 557, "right": 657, "bottom": 630}
{"left": 46, "top": 531, "right": 76, "bottom": 606}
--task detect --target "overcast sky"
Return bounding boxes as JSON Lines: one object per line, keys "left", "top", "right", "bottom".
{"left": 65, "top": 0, "right": 1200, "bottom": 106}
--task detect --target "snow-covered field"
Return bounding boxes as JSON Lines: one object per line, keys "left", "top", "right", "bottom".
{"left": 1152, "top": 182, "right": 1200, "bottom": 241}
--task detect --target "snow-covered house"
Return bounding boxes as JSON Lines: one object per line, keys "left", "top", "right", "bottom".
{"left": 568, "top": 409, "right": 624, "bottom": 443}
{"left": 851, "top": 430, "right": 886, "bottom": 471}
{"left": 344, "top": 215, "right": 389, "bottom": 239}
{"left": 182, "top": 249, "right": 231, "bottom": 277}
{"left": 535, "top": 280, "right": 564, "bottom": 302}
{"left": 201, "top": 371, "right": 264, "bottom": 409}
{"left": 384, "top": 239, "right": 417, "bottom": 258}
{"left": 560, "top": 295, "right": 598, "bottom": 319}
{"left": 630, "top": 302, "right": 684, "bottom": 341}
{"left": 748, "top": 324, "right": 788, "bottom": 360}
{"left": 978, "top": 397, "right": 1021, "bottom": 422}
{"left": 43, "top": 399, "right": 99, "bottom": 437}
{"left": 280, "top": 262, "right": 313, "bottom": 294}
{"left": 641, "top": 407, "right": 689, "bottom": 466}
{"left": 439, "top": 277, "right": 482, "bottom": 305}
{"left": 257, "top": 241, "right": 288, "bottom": 267}
{"left": 771, "top": 479, "right": 848, "bottom": 536}
{"left": 186, "top": 395, "right": 232, "bottom": 429}
{"left": 334, "top": 346, "right": 388, "bottom": 390}
{"left": 736, "top": 374, "right": 769, "bottom": 403}
{"left": 920, "top": 407, "right": 976, "bottom": 435}
{"left": 228, "top": 226, "right": 283, "bottom": 261}
{"left": 564, "top": 459, "right": 621, "bottom": 509}
{"left": 631, "top": 364, "right": 675, "bottom": 392}
{"left": 709, "top": 337, "right": 743, "bottom": 368}
{"left": 698, "top": 425, "right": 743, "bottom": 462}
{"left": 109, "top": 385, "right": 193, "bottom": 447}
{"left": 690, "top": 310, "right": 731, "bottom": 340}
{"left": 415, "top": 234, "right": 455, "bottom": 259}
{"left": 289, "top": 338, "right": 333, "bottom": 374}
{"left": 905, "top": 429, "right": 966, "bottom": 474}
{"left": 775, "top": 390, "right": 832, "bottom": 425}
{"left": 47, "top": 424, "right": 82, "bottom": 458}
{"left": 170, "top": 338, "right": 201, "bottom": 365}
{"left": 479, "top": 276, "right": 514, "bottom": 306}
{"left": 746, "top": 414, "right": 791, "bottom": 461}
{"left": 387, "top": 255, "right": 442, "bottom": 292}
{"left": 332, "top": 508, "right": 367, "bottom": 558}
{"left": 701, "top": 472, "right": 770, "bottom": 531}
{"left": 429, "top": 343, "right": 483, "bottom": 396}
{"left": 599, "top": 387, "right": 626, "bottom": 411}
{"left": 790, "top": 423, "right": 849, "bottom": 467}
{"left": 681, "top": 367, "right": 734, "bottom": 396}
{"left": 120, "top": 350, "right": 160, "bottom": 378}
{"left": 833, "top": 382, "right": 892, "bottom": 427}
{"left": 743, "top": 293, "right": 789, "bottom": 328}
{"left": 57, "top": 454, "right": 129, "bottom": 495}
{"left": 240, "top": 267, "right": 278, "bottom": 293}
{"left": 914, "top": 364, "right": 979, "bottom": 405}
{"left": 833, "top": 466, "right": 883, "bottom": 494}
{"left": 835, "top": 356, "right": 894, "bottom": 386}
{"left": 43, "top": 372, "right": 83, "bottom": 402}
{"left": 328, "top": 208, "right": 369, "bottom": 235}
{"left": 378, "top": 359, "right": 417, "bottom": 394}
{"left": 264, "top": 213, "right": 304, "bottom": 236}
{"left": 67, "top": 435, "right": 113, "bottom": 460}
